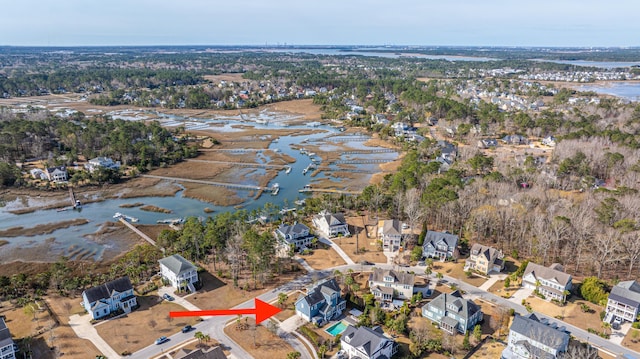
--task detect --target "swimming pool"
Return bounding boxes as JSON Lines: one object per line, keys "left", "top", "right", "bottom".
{"left": 325, "top": 321, "right": 347, "bottom": 336}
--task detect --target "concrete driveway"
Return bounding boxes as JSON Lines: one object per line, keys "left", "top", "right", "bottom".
{"left": 68, "top": 314, "right": 121, "bottom": 359}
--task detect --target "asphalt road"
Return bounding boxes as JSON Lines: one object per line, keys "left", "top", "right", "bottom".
{"left": 130, "top": 262, "right": 640, "bottom": 359}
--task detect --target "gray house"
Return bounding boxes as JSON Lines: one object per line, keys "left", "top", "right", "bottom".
{"left": 422, "top": 230, "right": 459, "bottom": 261}
{"left": 0, "top": 317, "right": 15, "bottom": 359}
{"left": 605, "top": 280, "right": 640, "bottom": 324}
{"left": 501, "top": 313, "right": 569, "bottom": 359}
{"left": 275, "top": 222, "right": 314, "bottom": 253}
{"left": 369, "top": 268, "right": 415, "bottom": 303}
{"left": 522, "top": 262, "right": 572, "bottom": 302}
{"left": 422, "top": 290, "right": 483, "bottom": 334}
{"left": 295, "top": 278, "right": 346, "bottom": 325}
{"left": 341, "top": 325, "right": 397, "bottom": 359}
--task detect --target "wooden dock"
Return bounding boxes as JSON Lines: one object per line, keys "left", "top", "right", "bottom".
{"left": 118, "top": 218, "right": 162, "bottom": 250}
{"left": 140, "top": 174, "right": 268, "bottom": 191}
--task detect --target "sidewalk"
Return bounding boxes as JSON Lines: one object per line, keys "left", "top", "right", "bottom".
{"left": 478, "top": 273, "right": 507, "bottom": 291}
{"left": 68, "top": 314, "right": 121, "bottom": 359}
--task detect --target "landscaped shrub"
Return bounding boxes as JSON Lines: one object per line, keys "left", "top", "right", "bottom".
{"left": 580, "top": 277, "right": 609, "bottom": 305}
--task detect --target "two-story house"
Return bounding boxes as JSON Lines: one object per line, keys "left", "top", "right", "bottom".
{"left": 295, "top": 278, "right": 346, "bottom": 325}
{"left": 378, "top": 219, "right": 403, "bottom": 252}
{"left": 465, "top": 243, "right": 504, "bottom": 275}
{"left": 522, "top": 262, "right": 572, "bottom": 302}
{"left": 159, "top": 254, "right": 199, "bottom": 293}
{"left": 341, "top": 325, "right": 397, "bottom": 359}
{"left": 0, "top": 317, "right": 15, "bottom": 359}
{"left": 422, "top": 230, "right": 459, "bottom": 261}
{"left": 274, "top": 222, "right": 314, "bottom": 254}
{"left": 82, "top": 276, "right": 137, "bottom": 320}
{"left": 46, "top": 166, "right": 68, "bottom": 182}
{"left": 312, "top": 210, "right": 350, "bottom": 238}
{"left": 501, "top": 313, "right": 569, "bottom": 359}
{"left": 85, "top": 156, "right": 121, "bottom": 173}
{"left": 422, "top": 290, "right": 483, "bottom": 334}
{"left": 605, "top": 280, "right": 640, "bottom": 324}
{"left": 368, "top": 268, "right": 414, "bottom": 303}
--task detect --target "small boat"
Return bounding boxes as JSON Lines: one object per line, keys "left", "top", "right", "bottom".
{"left": 57, "top": 208, "right": 68, "bottom": 212}
{"left": 308, "top": 152, "right": 316, "bottom": 157}
{"left": 114, "top": 212, "right": 139, "bottom": 223}
{"left": 299, "top": 185, "right": 312, "bottom": 193}
{"left": 271, "top": 183, "right": 280, "bottom": 195}
{"left": 285, "top": 166, "right": 292, "bottom": 174}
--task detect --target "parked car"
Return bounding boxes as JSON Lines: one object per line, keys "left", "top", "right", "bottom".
{"left": 182, "top": 325, "right": 193, "bottom": 333}
{"left": 360, "top": 260, "right": 374, "bottom": 265}
{"left": 155, "top": 336, "right": 168, "bottom": 345}
{"left": 162, "top": 293, "right": 174, "bottom": 301}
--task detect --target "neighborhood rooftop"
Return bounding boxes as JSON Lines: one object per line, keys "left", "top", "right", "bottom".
{"left": 159, "top": 254, "right": 197, "bottom": 275}
{"left": 510, "top": 313, "right": 569, "bottom": 351}
{"left": 83, "top": 276, "right": 134, "bottom": 304}
{"left": 523, "top": 262, "right": 572, "bottom": 287}
{"left": 610, "top": 280, "right": 640, "bottom": 307}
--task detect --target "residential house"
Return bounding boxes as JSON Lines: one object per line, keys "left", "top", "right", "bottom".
{"left": 82, "top": 276, "right": 137, "bottom": 320}
{"left": 341, "top": 325, "right": 397, "bottom": 359}
{"left": 422, "top": 230, "right": 459, "bottom": 261}
{"left": 159, "top": 254, "right": 199, "bottom": 293}
{"left": 465, "top": 244, "right": 504, "bottom": 275}
{"left": 274, "top": 222, "right": 314, "bottom": 255}
{"left": 46, "top": 166, "right": 68, "bottom": 182}
{"left": 295, "top": 278, "right": 346, "bottom": 325}
{"left": 502, "top": 134, "right": 528, "bottom": 145}
{"left": 378, "top": 219, "right": 403, "bottom": 252}
{"left": 604, "top": 280, "right": 640, "bottom": 324}
{"left": 368, "top": 268, "right": 415, "bottom": 303}
{"left": 422, "top": 290, "right": 483, "bottom": 334}
{"left": 85, "top": 157, "right": 121, "bottom": 173}
{"left": 541, "top": 136, "right": 557, "bottom": 147}
{"left": 0, "top": 317, "right": 15, "bottom": 359}
{"left": 29, "top": 168, "right": 48, "bottom": 180}
{"left": 478, "top": 138, "right": 498, "bottom": 149}
{"left": 174, "top": 346, "right": 226, "bottom": 359}
{"left": 522, "top": 263, "right": 572, "bottom": 302}
{"left": 501, "top": 313, "right": 569, "bottom": 359}
{"left": 312, "top": 210, "right": 350, "bottom": 238}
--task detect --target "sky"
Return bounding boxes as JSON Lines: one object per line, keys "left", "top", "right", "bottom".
{"left": 1, "top": 0, "right": 639, "bottom": 47}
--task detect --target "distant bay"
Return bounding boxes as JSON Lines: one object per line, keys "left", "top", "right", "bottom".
{"left": 577, "top": 81, "right": 640, "bottom": 101}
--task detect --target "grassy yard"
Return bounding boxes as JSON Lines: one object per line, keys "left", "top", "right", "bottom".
{"left": 224, "top": 318, "right": 294, "bottom": 358}
{"left": 622, "top": 328, "right": 640, "bottom": 352}
{"left": 468, "top": 340, "right": 506, "bottom": 358}
{"left": 274, "top": 292, "right": 301, "bottom": 321}
{"left": 332, "top": 216, "right": 388, "bottom": 264}
{"left": 434, "top": 261, "right": 488, "bottom": 287}
{"left": 96, "top": 295, "right": 200, "bottom": 355}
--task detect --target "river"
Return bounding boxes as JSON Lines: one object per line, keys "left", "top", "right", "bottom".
{"left": 0, "top": 111, "right": 399, "bottom": 262}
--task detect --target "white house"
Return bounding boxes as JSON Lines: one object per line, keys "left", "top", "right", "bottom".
{"left": 378, "top": 219, "right": 403, "bottom": 252}
{"left": 312, "top": 210, "right": 350, "bottom": 238}
{"left": 522, "top": 262, "right": 572, "bottom": 302}
{"left": 604, "top": 280, "right": 640, "bottom": 324}
{"left": 30, "top": 168, "right": 48, "bottom": 180}
{"left": 501, "top": 313, "right": 569, "bottom": 359}
{"left": 159, "top": 254, "right": 199, "bottom": 292}
{"left": 82, "top": 276, "right": 137, "bottom": 320}
{"left": 85, "top": 156, "right": 121, "bottom": 173}
{"left": 0, "top": 317, "right": 15, "bottom": 359}
{"left": 341, "top": 325, "right": 397, "bottom": 359}
{"left": 46, "top": 166, "right": 68, "bottom": 182}
{"left": 368, "top": 268, "right": 415, "bottom": 303}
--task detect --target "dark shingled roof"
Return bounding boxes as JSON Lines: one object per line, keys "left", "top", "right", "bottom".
{"left": 83, "top": 276, "right": 133, "bottom": 304}
{"left": 342, "top": 325, "right": 394, "bottom": 358}
{"left": 424, "top": 290, "right": 482, "bottom": 322}
{"left": 298, "top": 278, "right": 341, "bottom": 307}
{"left": 381, "top": 219, "right": 402, "bottom": 236}
{"left": 609, "top": 280, "right": 640, "bottom": 308}
{"left": 423, "top": 230, "right": 458, "bottom": 250}
{"left": 509, "top": 313, "right": 569, "bottom": 353}
{"left": 0, "top": 317, "right": 14, "bottom": 351}
{"left": 174, "top": 346, "right": 226, "bottom": 359}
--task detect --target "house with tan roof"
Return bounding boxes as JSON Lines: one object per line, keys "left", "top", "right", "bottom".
{"left": 377, "top": 219, "right": 403, "bottom": 252}
{"left": 465, "top": 243, "right": 504, "bottom": 275}
{"left": 522, "top": 262, "right": 572, "bottom": 302}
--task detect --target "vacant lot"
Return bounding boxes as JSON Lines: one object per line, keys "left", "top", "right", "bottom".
{"left": 468, "top": 340, "right": 506, "bottom": 358}
{"left": 298, "top": 243, "right": 347, "bottom": 270}
{"left": 44, "top": 295, "right": 102, "bottom": 359}
{"left": 96, "top": 295, "right": 200, "bottom": 355}
{"left": 434, "top": 261, "right": 488, "bottom": 287}
{"left": 622, "top": 328, "right": 640, "bottom": 352}
{"left": 333, "top": 216, "right": 388, "bottom": 264}
{"left": 224, "top": 318, "right": 295, "bottom": 358}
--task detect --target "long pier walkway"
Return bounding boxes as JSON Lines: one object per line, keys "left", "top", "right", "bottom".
{"left": 185, "top": 159, "right": 285, "bottom": 169}
{"left": 141, "top": 174, "right": 268, "bottom": 191}
{"left": 118, "top": 218, "right": 160, "bottom": 249}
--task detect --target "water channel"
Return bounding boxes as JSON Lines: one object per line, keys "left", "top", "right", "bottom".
{"left": 0, "top": 111, "right": 399, "bottom": 262}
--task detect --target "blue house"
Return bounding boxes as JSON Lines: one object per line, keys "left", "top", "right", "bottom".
{"left": 82, "top": 276, "right": 137, "bottom": 320}
{"left": 295, "top": 278, "right": 346, "bottom": 325}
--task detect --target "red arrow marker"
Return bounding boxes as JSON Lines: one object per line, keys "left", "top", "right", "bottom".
{"left": 169, "top": 298, "right": 282, "bottom": 324}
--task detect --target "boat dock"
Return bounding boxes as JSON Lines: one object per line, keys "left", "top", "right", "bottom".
{"left": 140, "top": 174, "right": 271, "bottom": 192}
{"left": 185, "top": 159, "right": 286, "bottom": 169}
{"left": 118, "top": 218, "right": 160, "bottom": 249}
